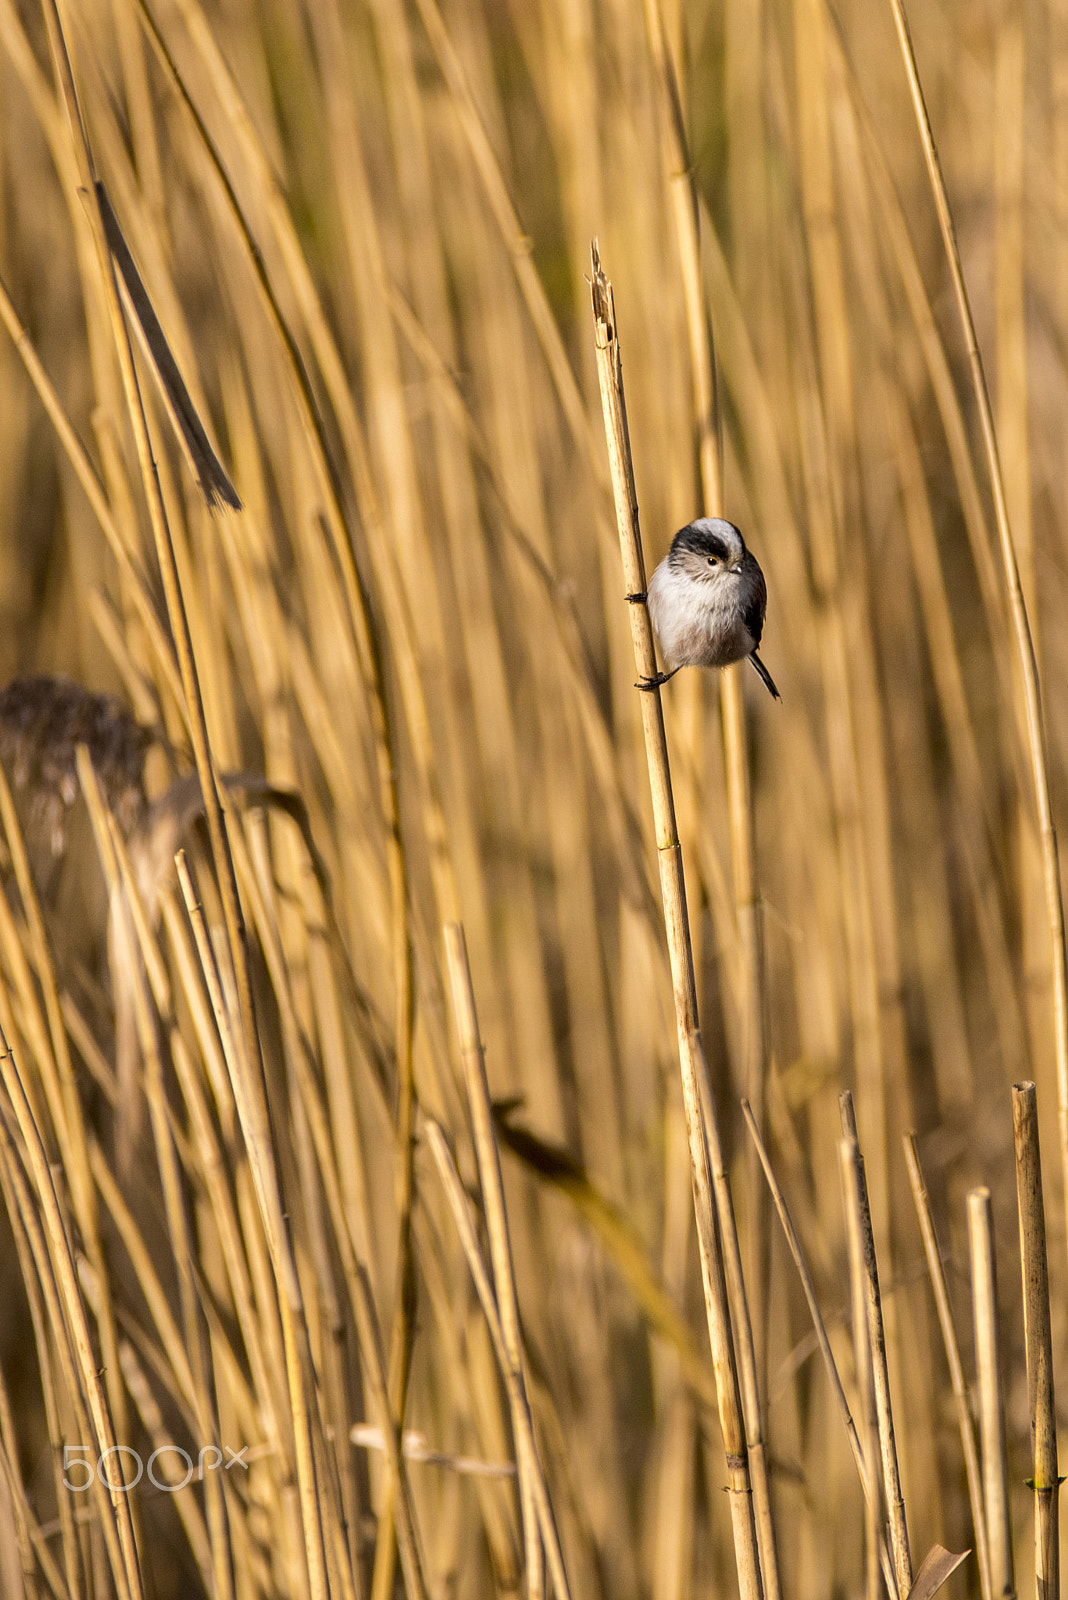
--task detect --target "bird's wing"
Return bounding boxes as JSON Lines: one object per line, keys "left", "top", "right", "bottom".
{"left": 743, "top": 568, "right": 767, "bottom": 648}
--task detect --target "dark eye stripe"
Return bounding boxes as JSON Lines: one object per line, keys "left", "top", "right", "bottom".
{"left": 671, "top": 523, "right": 730, "bottom": 563}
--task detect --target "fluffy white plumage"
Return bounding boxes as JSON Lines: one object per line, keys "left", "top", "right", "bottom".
{"left": 646, "top": 517, "right": 779, "bottom": 698}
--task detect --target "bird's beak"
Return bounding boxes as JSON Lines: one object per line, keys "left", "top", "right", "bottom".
{"left": 729, "top": 563, "right": 743, "bottom": 574}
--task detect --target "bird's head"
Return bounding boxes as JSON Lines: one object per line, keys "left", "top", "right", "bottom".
{"left": 667, "top": 517, "right": 747, "bottom": 584}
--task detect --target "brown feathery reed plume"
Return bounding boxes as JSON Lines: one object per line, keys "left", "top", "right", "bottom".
{"left": 0, "top": 675, "right": 148, "bottom": 868}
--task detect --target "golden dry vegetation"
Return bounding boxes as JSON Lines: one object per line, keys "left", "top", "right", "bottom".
{"left": 0, "top": 0, "right": 1064, "bottom": 1596}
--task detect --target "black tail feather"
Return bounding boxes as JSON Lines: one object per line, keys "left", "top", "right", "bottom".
{"left": 748, "top": 651, "right": 781, "bottom": 701}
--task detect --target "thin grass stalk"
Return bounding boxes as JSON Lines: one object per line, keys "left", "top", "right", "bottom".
{"left": 160, "top": 1007, "right": 288, "bottom": 1453}
{"left": 0, "top": 1138, "right": 82, "bottom": 1600}
{"left": 1011, "top": 1084, "right": 1059, "bottom": 1600}
{"left": 38, "top": 10, "right": 334, "bottom": 1598}
{"left": 242, "top": 813, "right": 365, "bottom": 1591}
{"left": 968, "top": 1188, "right": 1015, "bottom": 1600}
{"left": 168, "top": 845, "right": 321, "bottom": 1600}
{"left": 838, "top": 1126, "right": 912, "bottom": 1596}
{"left": 128, "top": 45, "right": 429, "bottom": 1570}
{"left": 642, "top": 0, "right": 722, "bottom": 517}
{"left": 0, "top": 1060, "right": 143, "bottom": 1600}
{"left": 0, "top": 1119, "right": 106, "bottom": 1600}
{"left": 413, "top": 1214, "right": 522, "bottom": 1593}
{"left": 820, "top": 15, "right": 1011, "bottom": 711}
{"left": 0, "top": 883, "right": 143, "bottom": 1580}
{"left": 792, "top": 8, "right": 920, "bottom": 1337}
{"left": 385, "top": 283, "right": 661, "bottom": 935}
{"left": 9, "top": 1463, "right": 71, "bottom": 1599}
{"left": 443, "top": 923, "right": 548, "bottom": 1600}
{"left": 639, "top": 18, "right": 778, "bottom": 1598}
{"left": 903, "top": 1135, "right": 991, "bottom": 1600}
{"left": 293, "top": 878, "right": 382, "bottom": 1295}
{"left": 590, "top": 245, "right": 763, "bottom": 1600}
{"left": 0, "top": 1344, "right": 46, "bottom": 1600}
{"left": 493, "top": 1116, "right": 719, "bottom": 1411}
{"left": 876, "top": 373, "right": 1024, "bottom": 1085}
{"left": 231, "top": 811, "right": 377, "bottom": 1600}
{"left": 424, "top": 1116, "right": 571, "bottom": 1600}
{"left": 442, "top": 146, "right": 583, "bottom": 1150}
{"left": 114, "top": 1340, "right": 215, "bottom": 1582}
{"left": 695, "top": 1070, "right": 777, "bottom": 1592}
{"left": 0, "top": 755, "right": 135, "bottom": 1479}
{"left": 671, "top": 62, "right": 764, "bottom": 1491}
{"left": 993, "top": 21, "right": 1034, "bottom": 631}
{"left": 158, "top": 891, "right": 237, "bottom": 1141}
{"left": 294, "top": 15, "right": 421, "bottom": 1581}
{"left": 175, "top": 851, "right": 415, "bottom": 1600}
{"left": 653, "top": 1097, "right": 697, "bottom": 1600}
{"left": 132, "top": 15, "right": 420, "bottom": 1509}
{"left": 134, "top": 0, "right": 419, "bottom": 1093}
{"left": 79, "top": 750, "right": 237, "bottom": 1600}
{"left": 409, "top": 0, "right": 601, "bottom": 485}
{"left": 837, "top": 1139, "right": 880, "bottom": 1600}
{"left": 784, "top": 239, "right": 892, "bottom": 1257}
{"left": 652, "top": 1392, "right": 695, "bottom": 1600}
{"left": 369, "top": 0, "right": 595, "bottom": 1174}
{"left": 38, "top": 0, "right": 252, "bottom": 1107}
{"left": 885, "top": 0, "right": 1068, "bottom": 1279}
{"left": 994, "top": 9, "right": 1048, "bottom": 1108}
{"left": 95, "top": 1331, "right": 216, "bottom": 1588}
{"left": 133, "top": 0, "right": 416, "bottom": 974}
{"left": 742, "top": 1100, "right": 897, "bottom": 1596}
{"left": 0, "top": 909, "right": 58, "bottom": 1137}
{"left": 176, "top": 850, "right": 429, "bottom": 1600}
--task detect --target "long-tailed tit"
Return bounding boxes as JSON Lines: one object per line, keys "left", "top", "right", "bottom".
{"left": 636, "top": 517, "right": 780, "bottom": 700}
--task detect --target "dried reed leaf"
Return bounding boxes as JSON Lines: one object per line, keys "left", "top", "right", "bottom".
{"left": 96, "top": 182, "right": 240, "bottom": 512}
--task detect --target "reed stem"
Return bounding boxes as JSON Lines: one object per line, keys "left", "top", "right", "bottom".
{"left": 968, "top": 1188, "right": 1015, "bottom": 1600}
{"left": 838, "top": 1139, "right": 881, "bottom": 1600}
{"left": 1011, "top": 1084, "right": 1059, "bottom": 1600}
{"left": 743, "top": 1100, "right": 896, "bottom": 1595}
{"left": 444, "top": 924, "right": 551, "bottom": 1600}
{"left": 903, "top": 1135, "right": 991, "bottom": 1600}
{"left": 838, "top": 1106, "right": 911, "bottom": 1598}
{"left": 591, "top": 244, "right": 763, "bottom": 1600}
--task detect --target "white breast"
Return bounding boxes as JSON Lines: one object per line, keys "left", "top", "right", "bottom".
{"left": 647, "top": 556, "right": 756, "bottom": 670}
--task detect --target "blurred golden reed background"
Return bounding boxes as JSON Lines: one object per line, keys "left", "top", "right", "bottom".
{"left": 0, "top": 0, "right": 1065, "bottom": 1595}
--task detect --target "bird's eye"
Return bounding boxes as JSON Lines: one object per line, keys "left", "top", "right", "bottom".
{"left": 707, "top": 555, "right": 717, "bottom": 566}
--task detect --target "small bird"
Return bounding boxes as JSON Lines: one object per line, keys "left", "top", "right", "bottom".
{"left": 641, "top": 518, "right": 780, "bottom": 700}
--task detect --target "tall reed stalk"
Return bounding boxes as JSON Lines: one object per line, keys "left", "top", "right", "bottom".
{"left": 591, "top": 243, "right": 764, "bottom": 1600}
{"left": 1011, "top": 1085, "right": 1058, "bottom": 1600}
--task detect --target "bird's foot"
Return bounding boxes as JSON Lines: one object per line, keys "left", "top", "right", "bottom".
{"left": 634, "top": 669, "right": 680, "bottom": 691}
{"left": 625, "top": 591, "right": 647, "bottom": 604}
